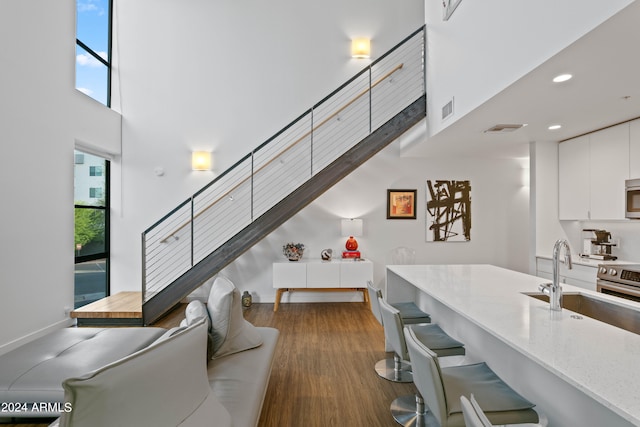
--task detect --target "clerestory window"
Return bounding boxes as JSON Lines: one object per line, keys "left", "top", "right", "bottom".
{"left": 76, "top": 0, "right": 112, "bottom": 107}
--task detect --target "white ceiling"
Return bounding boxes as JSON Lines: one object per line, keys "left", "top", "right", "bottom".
{"left": 406, "top": 1, "right": 640, "bottom": 159}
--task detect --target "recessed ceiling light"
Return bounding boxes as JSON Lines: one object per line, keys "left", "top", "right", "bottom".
{"left": 553, "top": 74, "right": 572, "bottom": 83}
{"left": 548, "top": 124, "right": 562, "bottom": 130}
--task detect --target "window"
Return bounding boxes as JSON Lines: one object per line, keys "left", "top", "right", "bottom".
{"left": 76, "top": 0, "right": 112, "bottom": 107}
{"left": 75, "top": 150, "right": 109, "bottom": 308}
{"left": 89, "top": 187, "right": 103, "bottom": 198}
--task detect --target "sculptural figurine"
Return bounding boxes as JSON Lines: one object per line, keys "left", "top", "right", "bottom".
{"left": 321, "top": 248, "right": 333, "bottom": 261}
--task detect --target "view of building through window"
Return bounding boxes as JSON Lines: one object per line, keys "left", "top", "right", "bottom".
{"left": 74, "top": 150, "right": 109, "bottom": 308}
{"left": 76, "top": 0, "right": 111, "bottom": 106}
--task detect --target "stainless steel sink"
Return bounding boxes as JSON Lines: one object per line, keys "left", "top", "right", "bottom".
{"left": 524, "top": 292, "right": 640, "bottom": 335}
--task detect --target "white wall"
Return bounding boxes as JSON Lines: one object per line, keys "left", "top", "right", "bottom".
{"left": 110, "top": 0, "right": 425, "bottom": 293}
{"left": 0, "top": 0, "right": 121, "bottom": 351}
{"left": 219, "top": 140, "right": 530, "bottom": 302}
{"left": 423, "top": 0, "right": 634, "bottom": 139}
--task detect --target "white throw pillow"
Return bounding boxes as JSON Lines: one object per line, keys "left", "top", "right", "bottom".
{"left": 206, "top": 276, "right": 263, "bottom": 359}
{"left": 183, "top": 299, "right": 210, "bottom": 327}
{"left": 180, "top": 300, "right": 214, "bottom": 358}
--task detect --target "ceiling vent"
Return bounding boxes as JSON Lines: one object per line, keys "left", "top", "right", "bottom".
{"left": 484, "top": 124, "right": 526, "bottom": 133}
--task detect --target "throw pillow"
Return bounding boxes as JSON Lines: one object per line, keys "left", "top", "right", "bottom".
{"left": 183, "top": 299, "right": 210, "bottom": 328}
{"left": 206, "top": 276, "right": 263, "bottom": 359}
{"left": 180, "top": 299, "right": 213, "bottom": 359}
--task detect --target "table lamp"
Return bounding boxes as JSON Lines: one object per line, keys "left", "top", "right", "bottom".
{"left": 341, "top": 218, "right": 363, "bottom": 259}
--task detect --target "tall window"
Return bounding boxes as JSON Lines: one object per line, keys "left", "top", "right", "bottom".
{"left": 76, "top": 0, "right": 112, "bottom": 107}
{"left": 74, "top": 150, "right": 110, "bottom": 308}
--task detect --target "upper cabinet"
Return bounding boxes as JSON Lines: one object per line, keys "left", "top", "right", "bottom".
{"left": 630, "top": 118, "right": 640, "bottom": 179}
{"left": 559, "top": 122, "right": 630, "bottom": 220}
{"left": 589, "top": 123, "right": 629, "bottom": 219}
{"left": 559, "top": 135, "right": 590, "bottom": 220}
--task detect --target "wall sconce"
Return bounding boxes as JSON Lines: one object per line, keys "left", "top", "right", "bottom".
{"left": 341, "top": 218, "right": 363, "bottom": 258}
{"left": 191, "top": 151, "right": 211, "bottom": 171}
{"left": 351, "top": 38, "right": 371, "bottom": 59}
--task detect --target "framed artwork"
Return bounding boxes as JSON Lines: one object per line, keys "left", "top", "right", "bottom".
{"left": 443, "top": 0, "right": 462, "bottom": 21}
{"left": 426, "top": 180, "right": 471, "bottom": 242}
{"left": 387, "top": 189, "right": 417, "bottom": 219}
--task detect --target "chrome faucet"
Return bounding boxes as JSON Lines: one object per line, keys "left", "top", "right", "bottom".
{"left": 542, "top": 239, "right": 572, "bottom": 311}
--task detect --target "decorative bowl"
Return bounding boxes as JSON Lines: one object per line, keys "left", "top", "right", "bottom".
{"left": 283, "top": 243, "right": 305, "bottom": 261}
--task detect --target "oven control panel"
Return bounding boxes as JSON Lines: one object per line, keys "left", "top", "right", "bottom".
{"left": 597, "top": 264, "right": 640, "bottom": 287}
{"left": 621, "top": 269, "right": 640, "bottom": 283}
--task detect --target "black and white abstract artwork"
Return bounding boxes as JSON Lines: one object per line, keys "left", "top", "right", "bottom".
{"left": 426, "top": 180, "right": 471, "bottom": 242}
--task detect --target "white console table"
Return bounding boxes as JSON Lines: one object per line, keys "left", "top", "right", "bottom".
{"left": 272, "top": 259, "right": 373, "bottom": 311}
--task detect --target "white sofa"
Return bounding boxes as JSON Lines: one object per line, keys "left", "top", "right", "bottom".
{"left": 50, "top": 276, "right": 279, "bottom": 427}
{"left": 0, "top": 276, "right": 278, "bottom": 426}
{"left": 52, "top": 318, "right": 279, "bottom": 427}
{"left": 0, "top": 326, "right": 167, "bottom": 419}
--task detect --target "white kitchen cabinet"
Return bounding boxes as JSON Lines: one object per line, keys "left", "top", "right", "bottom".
{"left": 559, "top": 135, "right": 590, "bottom": 220}
{"left": 589, "top": 123, "right": 629, "bottom": 219}
{"left": 630, "top": 118, "right": 640, "bottom": 179}
{"left": 272, "top": 259, "right": 373, "bottom": 311}
{"left": 558, "top": 123, "right": 629, "bottom": 220}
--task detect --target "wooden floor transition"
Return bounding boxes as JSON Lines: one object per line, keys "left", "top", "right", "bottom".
{"left": 5, "top": 302, "right": 418, "bottom": 427}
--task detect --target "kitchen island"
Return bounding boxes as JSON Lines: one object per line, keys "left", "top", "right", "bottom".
{"left": 386, "top": 264, "right": 640, "bottom": 427}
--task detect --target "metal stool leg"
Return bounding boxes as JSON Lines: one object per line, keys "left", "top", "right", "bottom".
{"left": 391, "top": 394, "right": 433, "bottom": 427}
{"left": 375, "top": 353, "right": 412, "bottom": 383}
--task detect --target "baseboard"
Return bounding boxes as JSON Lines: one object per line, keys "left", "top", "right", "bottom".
{"left": 0, "top": 318, "right": 74, "bottom": 356}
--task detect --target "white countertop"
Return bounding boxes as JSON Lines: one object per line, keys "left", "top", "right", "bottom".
{"left": 387, "top": 264, "right": 640, "bottom": 425}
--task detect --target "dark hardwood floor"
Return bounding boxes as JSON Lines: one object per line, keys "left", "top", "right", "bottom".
{"left": 3, "top": 302, "right": 416, "bottom": 427}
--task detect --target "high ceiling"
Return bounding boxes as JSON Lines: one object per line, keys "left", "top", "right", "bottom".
{"left": 406, "top": 1, "right": 640, "bottom": 159}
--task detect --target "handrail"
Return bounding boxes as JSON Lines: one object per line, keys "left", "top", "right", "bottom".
{"left": 158, "top": 63, "right": 404, "bottom": 243}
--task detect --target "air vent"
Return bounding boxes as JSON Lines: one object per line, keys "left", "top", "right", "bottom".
{"left": 484, "top": 124, "right": 526, "bottom": 133}
{"left": 442, "top": 98, "right": 454, "bottom": 120}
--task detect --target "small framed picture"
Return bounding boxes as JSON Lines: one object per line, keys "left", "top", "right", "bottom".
{"left": 387, "top": 189, "right": 417, "bottom": 219}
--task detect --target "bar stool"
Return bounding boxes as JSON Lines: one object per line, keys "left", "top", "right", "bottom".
{"left": 367, "top": 281, "right": 432, "bottom": 382}
{"left": 378, "top": 297, "right": 465, "bottom": 389}
{"left": 402, "top": 326, "right": 545, "bottom": 427}
{"left": 460, "top": 394, "right": 548, "bottom": 427}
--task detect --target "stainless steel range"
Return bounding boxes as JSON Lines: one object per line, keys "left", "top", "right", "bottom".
{"left": 597, "top": 264, "right": 640, "bottom": 302}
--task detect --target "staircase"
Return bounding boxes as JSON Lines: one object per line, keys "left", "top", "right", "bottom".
{"left": 141, "top": 26, "right": 427, "bottom": 324}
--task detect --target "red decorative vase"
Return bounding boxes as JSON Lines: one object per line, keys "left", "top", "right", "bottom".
{"left": 345, "top": 236, "right": 359, "bottom": 251}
